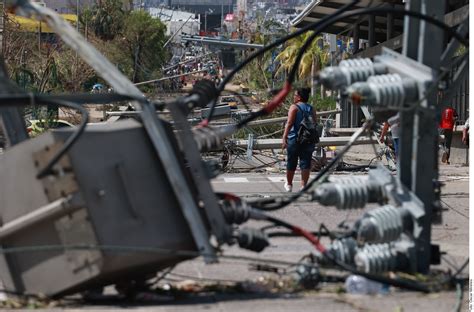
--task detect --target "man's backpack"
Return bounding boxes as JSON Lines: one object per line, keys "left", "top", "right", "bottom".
{"left": 296, "top": 105, "right": 320, "bottom": 145}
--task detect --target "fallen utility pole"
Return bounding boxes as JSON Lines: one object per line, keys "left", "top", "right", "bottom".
{"left": 162, "top": 52, "right": 214, "bottom": 72}
{"left": 106, "top": 109, "right": 341, "bottom": 122}
{"left": 245, "top": 110, "right": 341, "bottom": 127}
{"left": 134, "top": 69, "right": 207, "bottom": 86}
{"left": 220, "top": 136, "right": 377, "bottom": 151}
{"left": 181, "top": 35, "right": 264, "bottom": 50}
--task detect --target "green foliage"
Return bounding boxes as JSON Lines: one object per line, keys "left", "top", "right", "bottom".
{"left": 85, "top": 0, "right": 125, "bottom": 41}
{"left": 108, "top": 10, "right": 168, "bottom": 83}
{"left": 4, "top": 3, "right": 169, "bottom": 94}
{"left": 234, "top": 17, "right": 288, "bottom": 91}
{"left": 310, "top": 92, "right": 337, "bottom": 111}
{"left": 275, "top": 31, "right": 329, "bottom": 81}
{"left": 81, "top": 6, "right": 169, "bottom": 84}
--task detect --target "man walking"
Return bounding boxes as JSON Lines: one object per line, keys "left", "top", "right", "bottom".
{"left": 282, "top": 88, "right": 317, "bottom": 192}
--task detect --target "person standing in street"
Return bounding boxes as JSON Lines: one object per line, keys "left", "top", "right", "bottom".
{"left": 282, "top": 88, "right": 317, "bottom": 192}
{"left": 379, "top": 113, "right": 400, "bottom": 160}
{"left": 439, "top": 106, "right": 458, "bottom": 164}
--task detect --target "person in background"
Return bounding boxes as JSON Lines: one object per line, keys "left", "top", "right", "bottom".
{"left": 462, "top": 117, "right": 469, "bottom": 146}
{"left": 439, "top": 106, "right": 458, "bottom": 164}
{"left": 282, "top": 88, "right": 317, "bottom": 192}
{"left": 379, "top": 113, "right": 400, "bottom": 160}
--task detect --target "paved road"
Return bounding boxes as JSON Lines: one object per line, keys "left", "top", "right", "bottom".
{"left": 52, "top": 165, "right": 469, "bottom": 312}
{"left": 4, "top": 158, "right": 459, "bottom": 311}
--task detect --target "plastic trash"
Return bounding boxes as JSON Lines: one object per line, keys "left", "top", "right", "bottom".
{"left": 345, "top": 275, "right": 389, "bottom": 295}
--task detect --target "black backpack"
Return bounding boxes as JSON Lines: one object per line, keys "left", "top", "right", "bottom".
{"left": 296, "top": 105, "right": 320, "bottom": 145}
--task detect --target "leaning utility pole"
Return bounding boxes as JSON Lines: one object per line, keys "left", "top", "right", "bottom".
{"left": 399, "top": 0, "right": 445, "bottom": 274}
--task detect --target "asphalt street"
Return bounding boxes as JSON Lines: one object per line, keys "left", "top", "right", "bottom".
{"left": 53, "top": 164, "right": 469, "bottom": 312}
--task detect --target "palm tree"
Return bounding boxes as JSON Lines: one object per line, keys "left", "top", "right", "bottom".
{"left": 275, "top": 31, "right": 330, "bottom": 99}
{"left": 88, "top": 0, "right": 125, "bottom": 41}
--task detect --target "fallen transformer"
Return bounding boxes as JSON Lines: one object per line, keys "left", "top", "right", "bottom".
{"left": 0, "top": 120, "right": 211, "bottom": 296}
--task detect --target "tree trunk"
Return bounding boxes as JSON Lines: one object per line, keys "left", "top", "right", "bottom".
{"left": 311, "top": 55, "right": 316, "bottom": 101}
{"left": 133, "top": 45, "right": 140, "bottom": 83}
{"left": 259, "top": 58, "right": 270, "bottom": 89}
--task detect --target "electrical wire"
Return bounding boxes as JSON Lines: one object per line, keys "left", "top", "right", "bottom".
{"left": 0, "top": 92, "right": 144, "bottom": 106}
{"left": 289, "top": 9, "right": 468, "bottom": 88}
{"left": 0, "top": 240, "right": 458, "bottom": 294}
{"left": 166, "top": 272, "right": 241, "bottom": 284}
{"left": 288, "top": 0, "right": 378, "bottom": 85}
{"left": 440, "top": 198, "right": 469, "bottom": 219}
{"left": 452, "top": 280, "right": 463, "bottom": 312}
{"left": 248, "top": 206, "right": 432, "bottom": 292}
{"left": 250, "top": 209, "right": 327, "bottom": 253}
{"left": 35, "top": 98, "right": 89, "bottom": 179}
{"left": 266, "top": 230, "right": 350, "bottom": 239}
{"left": 204, "top": 4, "right": 469, "bottom": 124}
{"left": 0, "top": 91, "right": 152, "bottom": 179}
{"left": 328, "top": 253, "right": 430, "bottom": 292}
{"left": 450, "top": 258, "right": 469, "bottom": 280}
{"left": 203, "top": 0, "right": 360, "bottom": 124}
{"left": 250, "top": 119, "right": 372, "bottom": 211}
{"left": 149, "top": 265, "right": 176, "bottom": 287}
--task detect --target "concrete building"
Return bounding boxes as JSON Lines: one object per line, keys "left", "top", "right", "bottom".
{"left": 41, "top": 0, "right": 94, "bottom": 14}
{"left": 148, "top": 7, "right": 200, "bottom": 42}
{"left": 168, "top": 0, "right": 235, "bottom": 32}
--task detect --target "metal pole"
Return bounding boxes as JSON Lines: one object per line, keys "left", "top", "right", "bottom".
{"left": 134, "top": 69, "right": 206, "bottom": 86}
{"left": 163, "top": 52, "right": 213, "bottom": 71}
{"left": 399, "top": 0, "right": 421, "bottom": 189}
{"left": 353, "top": 23, "right": 359, "bottom": 53}
{"left": 368, "top": 15, "right": 375, "bottom": 47}
{"left": 400, "top": 0, "right": 445, "bottom": 274}
{"left": 387, "top": 5, "right": 394, "bottom": 40}
{"left": 163, "top": 15, "right": 192, "bottom": 48}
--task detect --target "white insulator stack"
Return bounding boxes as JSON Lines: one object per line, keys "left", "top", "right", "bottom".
{"left": 339, "top": 58, "right": 376, "bottom": 84}
{"left": 318, "top": 58, "right": 387, "bottom": 90}
{"left": 354, "top": 243, "right": 398, "bottom": 274}
{"left": 357, "top": 205, "right": 405, "bottom": 244}
{"left": 365, "top": 74, "right": 406, "bottom": 107}
{"left": 314, "top": 177, "right": 372, "bottom": 210}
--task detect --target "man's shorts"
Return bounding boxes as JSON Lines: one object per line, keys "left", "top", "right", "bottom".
{"left": 286, "top": 137, "right": 315, "bottom": 170}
